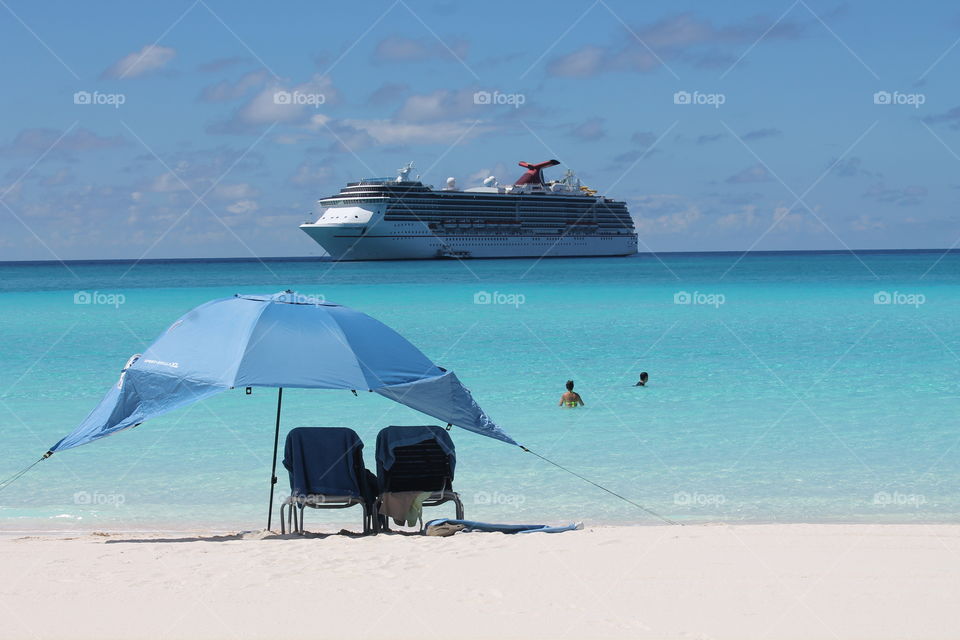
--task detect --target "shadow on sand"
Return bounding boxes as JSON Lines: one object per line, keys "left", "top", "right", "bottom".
{"left": 104, "top": 528, "right": 423, "bottom": 544}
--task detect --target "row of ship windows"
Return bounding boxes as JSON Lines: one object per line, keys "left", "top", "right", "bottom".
{"left": 327, "top": 196, "right": 623, "bottom": 206}
{"left": 338, "top": 188, "right": 614, "bottom": 200}
{"left": 379, "top": 234, "right": 623, "bottom": 240}
{"left": 323, "top": 203, "right": 628, "bottom": 215}
{"left": 382, "top": 222, "right": 622, "bottom": 229}
{"left": 385, "top": 220, "right": 632, "bottom": 226}
{"left": 384, "top": 214, "right": 632, "bottom": 221}
{"left": 427, "top": 241, "right": 592, "bottom": 246}
{"left": 385, "top": 211, "right": 628, "bottom": 217}
{"left": 377, "top": 201, "right": 626, "bottom": 208}
{"left": 422, "top": 229, "right": 627, "bottom": 233}
{"left": 386, "top": 201, "right": 624, "bottom": 208}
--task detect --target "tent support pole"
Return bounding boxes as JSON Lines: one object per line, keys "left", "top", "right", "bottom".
{"left": 267, "top": 387, "right": 283, "bottom": 531}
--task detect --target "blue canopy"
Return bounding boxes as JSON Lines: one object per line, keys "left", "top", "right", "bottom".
{"left": 49, "top": 292, "right": 518, "bottom": 453}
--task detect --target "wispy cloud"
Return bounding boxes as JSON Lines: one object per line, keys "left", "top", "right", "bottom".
{"left": 742, "top": 128, "right": 781, "bottom": 141}
{"left": 923, "top": 105, "right": 960, "bottom": 129}
{"left": 0, "top": 128, "right": 127, "bottom": 157}
{"left": 569, "top": 117, "right": 606, "bottom": 141}
{"left": 863, "top": 182, "right": 927, "bottom": 206}
{"left": 726, "top": 164, "right": 773, "bottom": 184}
{"left": 372, "top": 35, "right": 469, "bottom": 63}
{"left": 198, "top": 70, "right": 269, "bottom": 103}
{"left": 547, "top": 11, "right": 809, "bottom": 77}
{"left": 102, "top": 45, "right": 176, "bottom": 79}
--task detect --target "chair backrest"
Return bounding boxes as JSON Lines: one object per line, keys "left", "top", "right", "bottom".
{"left": 282, "top": 427, "right": 365, "bottom": 498}
{"left": 375, "top": 425, "right": 456, "bottom": 493}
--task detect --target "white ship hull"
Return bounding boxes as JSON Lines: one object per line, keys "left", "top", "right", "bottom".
{"left": 300, "top": 221, "right": 637, "bottom": 260}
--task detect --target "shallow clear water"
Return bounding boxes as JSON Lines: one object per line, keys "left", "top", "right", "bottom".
{"left": 0, "top": 252, "right": 957, "bottom": 530}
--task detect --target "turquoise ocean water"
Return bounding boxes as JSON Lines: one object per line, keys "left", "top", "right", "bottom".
{"left": 0, "top": 251, "right": 957, "bottom": 531}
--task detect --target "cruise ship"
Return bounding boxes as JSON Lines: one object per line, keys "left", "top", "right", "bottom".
{"left": 299, "top": 159, "right": 638, "bottom": 260}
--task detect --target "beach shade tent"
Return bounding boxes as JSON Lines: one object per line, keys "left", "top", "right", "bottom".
{"left": 45, "top": 291, "right": 519, "bottom": 529}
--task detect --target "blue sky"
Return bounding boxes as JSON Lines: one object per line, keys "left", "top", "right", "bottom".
{"left": 1, "top": 0, "right": 959, "bottom": 260}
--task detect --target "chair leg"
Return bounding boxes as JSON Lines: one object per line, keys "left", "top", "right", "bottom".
{"left": 373, "top": 496, "right": 388, "bottom": 533}
{"left": 454, "top": 494, "right": 464, "bottom": 520}
{"left": 363, "top": 503, "right": 372, "bottom": 535}
{"left": 280, "top": 502, "right": 286, "bottom": 535}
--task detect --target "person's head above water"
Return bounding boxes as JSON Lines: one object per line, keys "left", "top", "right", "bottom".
{"left": 565, "top": 380, "right": 574, "bottom": 391}
{"left": 637, "top": 371, "right": 649, "bottom": 386}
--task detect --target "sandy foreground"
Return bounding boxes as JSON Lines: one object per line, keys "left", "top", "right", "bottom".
{"left": 1, "top": 523, "right": 958, "bottom": 640}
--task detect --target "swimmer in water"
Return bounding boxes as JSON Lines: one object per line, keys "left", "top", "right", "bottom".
{"left": 635, "top": 371, "right": 649, "bottom": 387}
{"left": 559, "top": 380, "right": 584, "bottom": 408}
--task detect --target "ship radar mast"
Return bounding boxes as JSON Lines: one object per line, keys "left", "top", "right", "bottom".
{"left": 560, "top": 168, "right": 582, "bottom": 189}
{"left": 396, "top": 162, "right": 415, "bottom": 183}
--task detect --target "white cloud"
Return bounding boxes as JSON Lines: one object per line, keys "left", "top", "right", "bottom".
{"left": 394, "top": 88, "right": 480, "bottom": 123}
{"left": 466, "top": 163, "right": 509, "bottom": 185}
{"left": 547, "top": 46, "right": 606, "bottom": 77}
{"left": 40, "top": 168, "right": 73, "bottom": 186}
{"left": 717, "top": 205, "right": 823, "bottom": 233}
{"left": 339, "top": 119, "right": 488, "bottom": 145}
{"left": 632, "top": 194, "right": 702, "bottom": 234}
{"left": 289, "top": 163, "right": 332, "bottom": 187}
{"left": 373, "top": 36, "right": 469, "bottom": 63}
{"left": 850, "top": 214, "right": 886, "bottom": 231}
{"left": 0, "top": 128, "right": 126, "bottom": 156}
{"left": 213, "top": 75, "right": 337, "bottom": 133}
{"left": 102, "top": 45, "right": 176, "bottom": 79}
{"left": 547, "top": 12, "right": 808, "bottom": 77}
{"left": 199, "top": 70, "right": 269, "bottom": 102}
{"left": 226, "top": 199, "right": 258, "bottom": 214}
{"left": 147, "top": 171, "right": 188, "bottom": 193}
{"left": 212, "top": 183, "right": 259, "bottom": 200}
{"left": 306, "top": 113, "right": 332, "bottom": 130}
{"left": 716, "top": 205, "right": 761, "bottom": 229}
{"left": 726, "top": 164, "right": 772, "bottom": 184}
{"left": 570, "top": 117, "right": 606, "bottom": 141}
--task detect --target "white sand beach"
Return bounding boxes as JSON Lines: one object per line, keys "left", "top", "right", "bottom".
{"left": 1, "top": 523, "right": 958, "bottom": 640}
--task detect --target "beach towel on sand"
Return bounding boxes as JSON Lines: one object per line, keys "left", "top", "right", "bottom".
{"left": 423, "top": 519, "right": 583, "bottom": 536}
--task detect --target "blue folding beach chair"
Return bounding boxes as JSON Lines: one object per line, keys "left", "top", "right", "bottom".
{"left": 280, "top": 427, "right": 377, "bottom": 534}
{"left": 374, "top": 425, "right": 464, "bottom": 532}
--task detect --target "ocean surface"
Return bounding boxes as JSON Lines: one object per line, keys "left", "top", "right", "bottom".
{"left": 0, "top": 251, "right": 958, "bottom": 531}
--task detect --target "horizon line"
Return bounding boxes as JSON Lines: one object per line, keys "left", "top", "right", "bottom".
{"left": 1, "top": 247, "right": 958, "bottom": 267}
